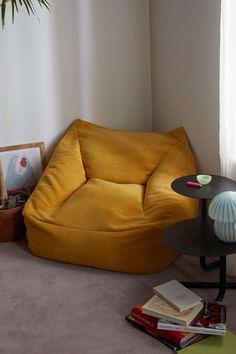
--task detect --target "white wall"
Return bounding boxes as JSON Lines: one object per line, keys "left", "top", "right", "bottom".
{"left": 150, "top": 0, "right": 221, "bottom": 174}
{"left": 0, "top": 0, "right": 221, "bottom": 173}
{"left": 0, "top": 0, "right": 152, "bottom": 157}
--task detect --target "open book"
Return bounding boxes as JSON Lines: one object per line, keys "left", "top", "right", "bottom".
{"left": 157, "top": 302, "right": 226, "bottom": 335}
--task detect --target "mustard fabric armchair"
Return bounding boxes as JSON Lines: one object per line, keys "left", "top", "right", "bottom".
{"left": 23, "top": 119, "right": 198, "bottom": 273}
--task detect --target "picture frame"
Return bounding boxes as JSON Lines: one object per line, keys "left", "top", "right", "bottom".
{"left": 0, "top": 142, "right": 46, "bottom": 192}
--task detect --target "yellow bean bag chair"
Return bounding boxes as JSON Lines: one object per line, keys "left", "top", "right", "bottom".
{"left": 23, "top": 119, "right": 198, "bottom": 273}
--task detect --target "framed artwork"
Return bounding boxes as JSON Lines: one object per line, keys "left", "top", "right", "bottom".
{"left": 0, "top": 142, "right": 46, "bottom": 192}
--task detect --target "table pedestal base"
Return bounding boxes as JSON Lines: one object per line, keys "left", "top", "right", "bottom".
{"left": 181, "top": 256, "right": 236, "bottom": 301}
{"left": 200, "top": 256, "right": 219, "bottom": 271}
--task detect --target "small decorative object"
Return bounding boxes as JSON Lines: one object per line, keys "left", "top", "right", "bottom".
{"left": 197, "top": 174, "right": 212, "bottom": 185}
{"left": 0, "top": 142, "right": 46, "bottom": 192}
{"left": 208, "top": 191, "right": 236, "bottom": 242}
{"left": 186, "top": 181, "right": 202, "bottom": 188}
{"left": 0, "top": 142, "right": 46, "bottom": 242}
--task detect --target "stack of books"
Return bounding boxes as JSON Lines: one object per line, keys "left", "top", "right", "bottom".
{"left": 125, "top": 280, "right": 226, "bottom": 351}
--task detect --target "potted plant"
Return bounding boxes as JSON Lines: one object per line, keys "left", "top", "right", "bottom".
{"left": 0, "top": 160, "right": 29, "bottom": 241}
{"left": 1, "top": 0, "right": 50, "bottom": 28}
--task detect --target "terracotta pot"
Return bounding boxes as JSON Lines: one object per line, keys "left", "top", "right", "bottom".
{"left": 0, "top": 191, "right": 28, "bottom": 242}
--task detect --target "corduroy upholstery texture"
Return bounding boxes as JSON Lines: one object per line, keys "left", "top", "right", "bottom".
{"left": 23, "top": 119, "right": 198, "bottom": 273}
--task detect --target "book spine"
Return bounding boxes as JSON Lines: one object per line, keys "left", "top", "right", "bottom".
{"left": 142, "top": 307, "right": 187, "bottom": 326}
{"left": 153, "top": 333, "right": 180, "bottom": 351}
{"left": 131, "top": 308, "right": 185, "bottom": 345}
{"left": 131, "top": 308, "right": 158, "bottom": 330}
{"left": 126, "top": 314, "right": 180, "bottom": 351}
{"left": 181, "top": 334, "right": 206, "bottom": 349}
{"left": 157, "top": 322, "right": 226, "bottom": 335}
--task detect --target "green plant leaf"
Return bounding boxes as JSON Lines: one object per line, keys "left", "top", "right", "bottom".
{"left": 13, "top": 0, "right": 18, "bottom": 12}
{"left": 38, "top": 0, "right": 50, "bottom": 10}
{"left": 11, "top": 0, "right": 19, "bottom": 24}
{"left": 1, "top": 0, "right": 6, "bottom": 29}
{"left": 21, "top": 0, "right": 33, "bottom": 15}
{"left": 26, "top": 0, "right": 36, "bottom": 14}
{"left": 11, "top": 0, "right": 14, "bottom": 22}
{"left": 1, "top": 0, "right": 50, "bottom": 28}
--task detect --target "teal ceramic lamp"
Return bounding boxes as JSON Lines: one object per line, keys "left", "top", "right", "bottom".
{"left": 208, "top": 191, "right": 236, "bottom": 242}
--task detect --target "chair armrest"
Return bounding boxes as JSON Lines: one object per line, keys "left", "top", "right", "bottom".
{"left": 144, "top": 139, "right": 199, "bottom": 224}
{"left": 24, "top": 122, "right": 86, "bottom": 211}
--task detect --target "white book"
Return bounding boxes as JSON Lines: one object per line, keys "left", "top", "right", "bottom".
{"left": 142, "top": 294, "right": 203, "bottom": 326}
{"left": 153, "top": 280, "right": 203, "bottom": 313}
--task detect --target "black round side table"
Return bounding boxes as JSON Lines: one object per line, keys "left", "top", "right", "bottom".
{"left": 172, "top": 174, "right": 236, "bottom": 218}
{"left": 163, "top": 174, "right": 236, "bottom": 301}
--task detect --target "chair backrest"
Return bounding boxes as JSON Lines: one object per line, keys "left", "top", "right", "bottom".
{"left": 77, "top": 119, "right": 185, "bottom": 184}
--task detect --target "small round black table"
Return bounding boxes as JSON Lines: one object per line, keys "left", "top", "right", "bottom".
{"left": 163, "top": 174, "right": 236, "bottom": 301}
{"left": 172, "top": 174, "right": 236, "bottom": 218}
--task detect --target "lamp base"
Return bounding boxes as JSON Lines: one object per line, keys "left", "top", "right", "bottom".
{"left": 214, "top": 221, "right": 236, "bottom": 243}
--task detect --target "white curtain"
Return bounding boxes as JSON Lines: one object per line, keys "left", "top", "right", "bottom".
{"left": 220, "top": 0, "right": 236, "bottom": 276}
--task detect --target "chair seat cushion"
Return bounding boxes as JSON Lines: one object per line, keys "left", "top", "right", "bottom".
{"left": 45, "top": 178, "right": 150, "bottom": 231}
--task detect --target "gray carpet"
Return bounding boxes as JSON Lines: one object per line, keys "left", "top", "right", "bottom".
{"left": 0, "top": 239, "right": 235, "bottom": 354}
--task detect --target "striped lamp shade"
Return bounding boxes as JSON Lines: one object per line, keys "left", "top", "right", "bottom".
{"left": 214, "top": 221, "right": 236, "bottom": 243}
{"left": 208, "top": 191, "right": 236, "bottom": 222}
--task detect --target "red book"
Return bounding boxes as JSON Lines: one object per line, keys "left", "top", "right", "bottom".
{"left": 131, "top": 305, "right": 196, "bottom": 346}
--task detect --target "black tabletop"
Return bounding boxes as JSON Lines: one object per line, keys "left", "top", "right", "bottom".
{"left": 163, "top": 217, "right": 236, "bottom": 257}
{"left": 171, "top": 175, "right": 236, "bottom": 200}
